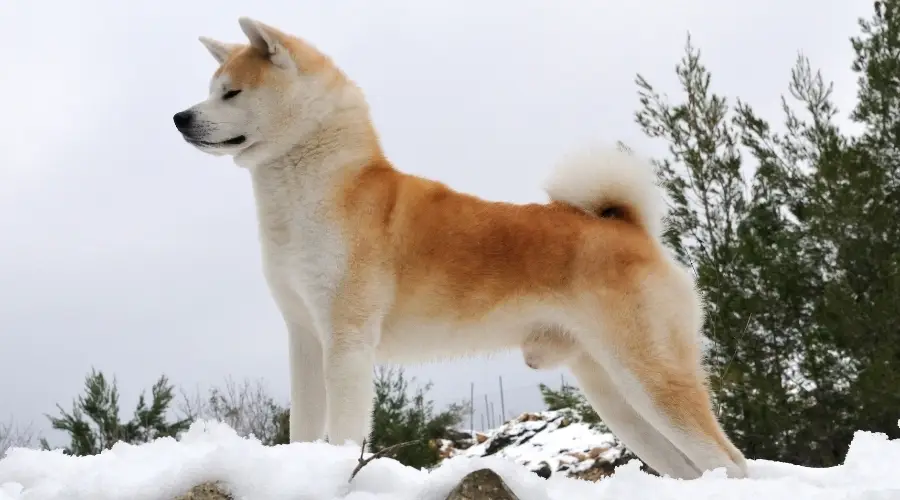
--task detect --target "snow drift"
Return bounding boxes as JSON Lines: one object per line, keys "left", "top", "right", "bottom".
{"left": 1, "top": 418, "right": 899, "bottom": 500}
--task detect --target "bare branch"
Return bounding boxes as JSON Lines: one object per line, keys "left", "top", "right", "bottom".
{"left": 347, "top": 438, "right": 419, "bottom": 483}
{"left": 0, "top": 418, "right": 37, "bottom": 458}
{"left": 176, "top": 377, "right": 287, "bottom": 445}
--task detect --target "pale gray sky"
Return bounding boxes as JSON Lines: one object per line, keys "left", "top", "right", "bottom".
{"left": 1, "top": 0, "right": 868, "bottom": 445}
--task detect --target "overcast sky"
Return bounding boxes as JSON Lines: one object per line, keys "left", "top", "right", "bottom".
{"left": 1, "top": 0, "right": 870, "bottom": 445}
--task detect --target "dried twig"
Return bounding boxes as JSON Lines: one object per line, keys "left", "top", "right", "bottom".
{"left": 347, "top": 438, "right": 419, "bottom": 483}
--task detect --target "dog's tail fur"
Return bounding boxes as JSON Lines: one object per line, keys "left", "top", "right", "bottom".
{"left": 543, "top": 145, "right": 666, "bottom": 238}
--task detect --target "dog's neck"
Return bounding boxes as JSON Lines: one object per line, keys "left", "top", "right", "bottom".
{"left": 244, "top": 113, "right": 385, "bottom": 232}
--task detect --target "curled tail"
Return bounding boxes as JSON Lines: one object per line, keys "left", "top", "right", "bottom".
{"left": 543, "top": 144, "right": 666, "bottom": 238}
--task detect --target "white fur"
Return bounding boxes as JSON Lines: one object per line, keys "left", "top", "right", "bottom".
{"left": 238, "top": 17, "right": 295, "bottom": 70}
{"left": 198, "top": 37, "right": 240, "bottom": 65}
{"left": 251, "top": 147, "right": 376, "bottom": 446}
{"left": 543, "top": 145, "right": 667, "bottom": 238}
{"left": 181, "top": 18, "right": 380, "bottom": 446}
{"left": 568, "top": 355, "right": 703, "bottom": 479}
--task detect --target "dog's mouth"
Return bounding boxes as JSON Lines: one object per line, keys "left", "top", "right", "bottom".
{"left": 185, "top": 135, "right": 247, "bottom": 147}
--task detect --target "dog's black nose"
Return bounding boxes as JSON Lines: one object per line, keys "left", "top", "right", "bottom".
{"left": 173, "top": 110, "right": 194, "bottom": 129}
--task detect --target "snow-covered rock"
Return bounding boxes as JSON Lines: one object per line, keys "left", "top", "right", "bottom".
{"left": 439, "top": 409, "right": 636, "bottom": 481}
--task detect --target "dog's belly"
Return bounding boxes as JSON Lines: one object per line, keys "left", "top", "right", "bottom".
{"left": 376, "top": 320, "right": 522, "bottom": 363}
{"left": 375, "top": 305, "right": 559, "bottom": 364}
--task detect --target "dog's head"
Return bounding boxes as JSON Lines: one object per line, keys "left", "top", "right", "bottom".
{"left": 173, "top": 17, "right": 364, "bottom": 165}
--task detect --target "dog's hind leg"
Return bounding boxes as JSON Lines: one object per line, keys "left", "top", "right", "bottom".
{"left": 570, "top": 282, "right": 747, "bottom": 478}
{"left": 597, "top": 347, "right": 746, "bottom": 478}
{"left": 567, "top": 353, "right": 702, "bottom": 478}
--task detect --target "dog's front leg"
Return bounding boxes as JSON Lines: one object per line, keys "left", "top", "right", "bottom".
{"left": 322, "top": 325, "right": 377, "bottom": 448}
{"left": 287, "top": 321, "right": 327, "bottom": 443}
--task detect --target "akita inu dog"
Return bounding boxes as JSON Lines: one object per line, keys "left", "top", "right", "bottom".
{"left": 172, "top": 17, "right": 748, "bottom": 479}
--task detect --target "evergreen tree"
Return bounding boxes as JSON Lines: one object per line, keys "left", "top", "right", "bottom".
{"left": 270, "top": 407, "right": 290, "bottom": 446}
{"left": 728, "top": 0, "right": 900, "bottom": 464}
{"left": 804, "top": 0, "right": 900, "bottom": 456}
{"left": 633, "top": 36, "right": 805, "bottom": 459}
{"left": 538, "top": 382, "right": 600, "bottom": 425}
{"left": 627, "top": 0, "right": 900, "bottom": 466}
{"left": 40, "top": 368, "right": 191, "bottom": 456}
{"left": 368, "top": 366, "right": 466, "bottom": 469}
{"left": 731, "top": 54, "right": 851, "bottom": 465}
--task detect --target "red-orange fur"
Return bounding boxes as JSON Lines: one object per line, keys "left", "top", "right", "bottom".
{"left": 338, "top": 159, "right": 656, "bottom": 318}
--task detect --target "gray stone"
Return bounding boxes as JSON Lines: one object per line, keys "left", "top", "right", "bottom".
{"left": 445, "top": 468, "right": 520, "bottom": 500}
{"left": 173, "top": 481, "right": 234, "bottom": 500}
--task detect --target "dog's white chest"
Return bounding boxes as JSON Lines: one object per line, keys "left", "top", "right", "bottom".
{"left": 250, "top": 167, "right": 348, "bottom": 334}
{"left": 266, "top": 219, "right": 343, "bottom": 285}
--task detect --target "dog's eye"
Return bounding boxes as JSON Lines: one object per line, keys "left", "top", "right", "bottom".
{"left": 222, "top": 89, "right": 242, "bottom": 100}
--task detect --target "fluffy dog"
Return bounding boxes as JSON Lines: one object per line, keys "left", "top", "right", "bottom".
{"left": 172, "top": 17, "right": 748, "bottom": 479}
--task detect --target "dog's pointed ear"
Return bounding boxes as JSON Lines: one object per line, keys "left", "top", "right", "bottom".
{"left": 238, "top": 17, "right": 294, "bottom": 70}
{"left": 199, "top": 37, "right": 238, "bottom": 64}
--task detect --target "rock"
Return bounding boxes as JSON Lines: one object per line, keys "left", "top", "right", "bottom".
{"left": 442, "top": 409, "right": 630, "bottom": 482}
{"left": 445, "top": 428, "right": 476, "bottom": 450}
{"left": 445, "top": 469, "right": 520, "bottom": 500}
{"left": 568, "top": 452, "right": 652, "bottom": 482}
{"left": 569, "top": 459, "right": 619, "bottom": 482}
{"left": 445, "top": 428, "right": 471, "bottom": 441}
{"left": 173, "top": 481, "right": 233, "bottom": 500}
{"left": 533, "top": 461, "right": 552, "bottom": 479}
{"left": 483, "top": 433, "right": 517, "bottom": 456}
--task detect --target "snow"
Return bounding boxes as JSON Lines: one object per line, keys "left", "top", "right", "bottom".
{"left": 1, "top": 419, "right": 899, "bottom": 500}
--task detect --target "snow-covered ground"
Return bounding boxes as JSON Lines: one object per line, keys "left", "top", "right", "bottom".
{"left": 1, "top": 419, "right": 899, "bottom": 500}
